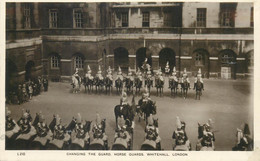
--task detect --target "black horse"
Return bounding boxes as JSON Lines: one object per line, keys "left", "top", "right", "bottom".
{"left": 141, "top": 100, "right": 157, "bottom": 124}
{"left": 114, "top": 104, "right": 132, "bottom": 128}
{"left": 181, "top": 79, "right": 190, "bottom": 99}
{"left": 124, "top": 77, "right": 134, "bottom": 94}
{"left": 169, "top": 79, "right": 178, "bottom": 98}
{"left": 134, "top": 77, "right": 142, "bottom": 95}
{"left": 194, "top": 80, "right": 204, "bottom": 100}
{"left": 104, "top": 77, "right": 113, "bottom": 95}
{"left": 145, "top": 77, "right": 153, "bottom": 93}
{"left": 93, "top": 77, "right": 104, "bottom": 94}
{"left": 83, "top": 77, "right": 94, "bottom": 93}
{"left": 115, "top": 78, "right": 123, "bottom": 95}
{"left": 155, "top": 77, "right": 164, "bottom": 97}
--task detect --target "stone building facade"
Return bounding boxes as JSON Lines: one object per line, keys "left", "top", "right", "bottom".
{"left": 6, "top": 2, "right": 254, "bottom": 87}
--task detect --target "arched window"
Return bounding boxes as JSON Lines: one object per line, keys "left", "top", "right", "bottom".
{"left": 195, "top": 53, "right": 204, "bottom": 66}
{"left": 51, "top": 55, "right": 60, "bottom": 68}
{"left": 221, "top": 53, "right": 234, "bottom": 64}
{"left": 74, "top": 56, "right": 84, "bottom": 69}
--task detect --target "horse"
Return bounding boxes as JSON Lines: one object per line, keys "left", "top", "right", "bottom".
{"left": 124, "top": 77, "right": 134, "bottom": 94}
{"left": 140, "top": 119, "right": 161, "bottom": 150}
{"left": 104, "top": 76, "right": 113, "bottom": 95}
{"left": 83, "top": 76, "right": 94, "bottom": 93}
{"left": 145, "top": 77, "right": 153, "bottom": 93}
{"left": 93, "top": 76, "right": 104, "bottom": 94}
{"left": 181, "top": 78, "right": 190, "bottom": 99}
{"left": 115, "top": 78, "right": 123, "bottom": 95}
{"left": 134, "top": 77, "right": 142, "bottom": 95}
{"left": 194, "top": 80, "right": 204, "bottom": 100}
{"left": 141, "top": 100, "right": 157, "bottom": 124}
{"left": 69, "top": 121, "right": 92, "bottom": 150}
{"left": 169, "top": 79, "right": 178, "bottom": 98}
{"left": 114, "top": 104, "right": 131, "bottom": 128}
{"left": 155, "top": 77, "right": 164, "bottom": 97}
{"left": 71, "top": 75, "right": 81, "bottom": 93}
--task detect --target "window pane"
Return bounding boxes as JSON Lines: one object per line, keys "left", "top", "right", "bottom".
{"left": 23, "top": 4, "right": 31, "bottom": 28}
{"left": 122, "top": 12, "right": 128, "bottom": 27}
{"left": 74, "top": 9, "right": 83, "bottom": 28}
{"left": 142, "top": 12, "right": 149, "bottom": 27}
{"left": 49, "top": 9, "right": 58, "bottom": 28}
{"left": 197, "top": 8, "right": 206, "bottom": 27}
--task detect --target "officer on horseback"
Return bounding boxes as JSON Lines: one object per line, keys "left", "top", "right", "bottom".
{"left": 17, "top": 109, "right": 33, "bottom": 134}
{"left": 116, "top": 67, "right": 124, "bottom": 81}
{"left": 127, "top": 67, "right": 134, "bottom": 81}
{"left": 92, "top": 113, "right": 108, "bottom": 149}
{"left": 145, "top": 115, "right": 161, "bottom": 149}
{"left": 35, "top": 112, "right": 51, "bottom": 138}
{"left": 6, "top": 107, "right": 20, "bottom": 138}
{"left": 194, "top": 68, "right": 204, "bottom": 89}
{"left": 114, "top": 115, "right": 131, "bottom": 148}
{"left": 197, "top": 119, "right": 215, "bottom": 150}
{"left": 232, "top": 123, "right": 253, "bottom": 151}
{"left": 172, "top": 116, "right": 191, "bottom": 150}
{"left": 53, "top": 115, "right": 70, "bottom": 141}
{"left": 137, "top": 68, "right": 143, "bottom": 81}
{"left": 74, "top": 68, "right": 81, "bottom": 83}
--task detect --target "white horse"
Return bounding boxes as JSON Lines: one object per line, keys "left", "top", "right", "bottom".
{"left": 72, "top": 75, "right": 81, "bottom": 93}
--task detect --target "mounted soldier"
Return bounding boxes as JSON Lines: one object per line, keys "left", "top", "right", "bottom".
{"left": 106, "top": 66, "right": 113, "bottom": 81}
{"left": 142, "top": 58, "right": 150, "bottom": 74}
{"left": 6, "top": 107, "right": 20, "bottom": 149}
{"left": 144, "top": 115, "right": 161, "bottom": 150}
{"left": 85, "top": 65, "right": 94, "bottom": 81}
{"left": 104, "top": 66, "right": 113, "bottom": 94}
{"left": 194, "top": 68, "right": 204, "bottom": 100}
{"left": 196, "top": 119, "right": 215, "bottom": 151}
{"left": 145, "top": 66, "right": 153, "bottom": 93}
{"left": 232, "top": 123, "right": 253, "bottom": 151}
{"left": 169, "top": 67, "right": 179, "bottom": 97}
{"left": 115, "top": 66, "right": 124, "bottom": 94}
{"left": 181, "top": 68, "right": 190, "bottom": 99}
{"left": 83, "top": 65, "right": 94, "bottom": 93}
{"left": 172, "top": 116, "right": 191, "bottom": 151}
{"left": 96, "top": 65, "right": 104, "bottom": 81}
{"left": 165, "top": 61, "right": 170, "bottom": 76}
{"left": 74, "top": 68, "right": 81, "bottom": 83}
{"left": 124, "top": 67, "right": 134, "bottom": 93}
{"left": 155, "top": 67, "right": 164, "bottom": 97}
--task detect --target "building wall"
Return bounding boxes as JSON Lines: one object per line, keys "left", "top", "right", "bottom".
{"left": 235, "top": 3, "right": 253, "bottom": 27}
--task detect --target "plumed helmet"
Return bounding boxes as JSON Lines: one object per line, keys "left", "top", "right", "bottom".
{"left": 56, "top": 115, "right": 61, "bottom": 125}
{"left": 39, "top": 112, "right": 45, "bottom": 123}
{"left": 87, "top": 65, "right": 91, "bottom": 71}
{"left": 197, "top": 68, "right": 202, "bottom": 77}
{"left": 176, "top": 116, "right": 182, "bottom": 129}
{"left": 172, "top": 66, "right": 177, "bottom": 75}
{"left": 22, "top": 109, "right": 29, "bottom": 119}
{"left": 76, "top": 113, "right": 82, "bottom": 124}
{"left": 166, "top": 61, "right": 169, "bottom": 67}
{"left": 76, "top": 68, "right": 79, "bottom": 72}
{"left": 118, "top": 66, "right": 122, "bottom": 74}
{"left": 96, "top": 113, "right": 101, "bottom": 125}
{"left": 243, "top": 123, "right": 250, "bottom": 135}
{"left": 148, "top": 115, "right": 154, "bottom": 126}
{"left": 6, "top": 107, "right": 11, "bottom": 116}
{"left": 183, "top": 68, "right": 187, "bottom": 77}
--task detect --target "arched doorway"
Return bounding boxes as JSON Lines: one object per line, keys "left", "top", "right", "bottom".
{"left": 6, "top": 59, "right": 18, "bottom": 96}
{"left": 25, "top": 60, "right": 35, "bottom": 81}
{"left": 219, "top": 49, "right": 237, "bottom": 79}
{"left": 159, "top": 48, "right": 176, "bottom": 72}
{"left": 114, "top": 47, "right": 129, "bottom": 72}
{"left": 192, "top": 49, "right": 209, "bottom": 78}
{"left": 136, "top": 47, "right": 152, "bottom": 70}
{"left": 246, "top": 50, "right": 253, "bottom": 74}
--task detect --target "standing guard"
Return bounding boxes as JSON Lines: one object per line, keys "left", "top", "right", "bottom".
{"left": 165, "top": 61, "right": 170, "bottom": 76}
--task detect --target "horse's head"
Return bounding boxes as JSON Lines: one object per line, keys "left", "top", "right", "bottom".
{"left": 84, "top": 121, "right": 92, "bottom": 132}
{"left": 32, "top": 112, "right": 40, "bottom": 127}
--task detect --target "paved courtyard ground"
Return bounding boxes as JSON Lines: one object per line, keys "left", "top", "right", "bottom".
{"left": 7, "top": 78, "right": 253, "bottom": 151}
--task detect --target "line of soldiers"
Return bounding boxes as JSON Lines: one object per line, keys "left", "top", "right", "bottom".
{"left": 6, "top": 77, "right": 49, "bottom": 105}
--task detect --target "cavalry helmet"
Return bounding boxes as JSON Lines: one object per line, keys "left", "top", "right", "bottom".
{"left": 148, "top": 115, "right": 154, "bottom": 126}
{"left": 96, "top": 113, "right": 101, "bottom": 126}
{"left": 176, "top": 116, "right": 182, "bottom": 129}
{"left": 76, "top": 113, "right": 82, "bottom": 124}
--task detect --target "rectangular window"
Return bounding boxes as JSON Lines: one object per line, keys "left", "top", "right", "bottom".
{"left": 197, "top": 8, "right": 206, "bottom": 27}
{"left": 23, "top": 3, "right": 31, "bottom": 28}
{"left": 163, "top": 11, "right": 173, "bottom": 27}
{"left": 49, "top": 9, "right": 58, "bottom": 28}
{"left": 51, "top": 56, "right": 59, "bottom": 69}
{"left": 250, "top": 7, "right": 253, "bottom": 27}
{"left": 220, "top": 3, "right": 236, "bottom": 27}
{"left": 142, "top": 12, "right": 150, "bottom": 27}
{"left": 121, "top": 12, "right": 128, "bottom": 27}
{"left": 73, "top": 9, "right": 83, "bottom": 28}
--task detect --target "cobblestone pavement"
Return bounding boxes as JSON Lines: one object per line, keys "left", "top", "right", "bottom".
{"left": 6, "top": 78, "right": 253, "bottom": 151}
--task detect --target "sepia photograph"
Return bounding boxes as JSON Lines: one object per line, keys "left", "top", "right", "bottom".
{"left": 3, "top": 0, "right": 257, "bottom": 159}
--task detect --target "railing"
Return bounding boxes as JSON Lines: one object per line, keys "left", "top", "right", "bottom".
{"left": 6, "top": 27, "right": 253, "bottom": 41}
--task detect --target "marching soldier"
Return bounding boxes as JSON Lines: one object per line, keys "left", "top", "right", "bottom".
{"left": 92, "top": 113, "right": 108, "bottom": 149}
{"left": 165, "top": 61, "right": 170, "bottom": 76}
{"left": 145, "top": 115, "right": 161, "bottom": 149}
{"left": 172, "top": 116, "right": 191, "bottom": 150}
